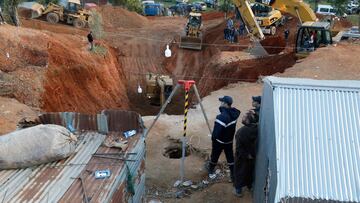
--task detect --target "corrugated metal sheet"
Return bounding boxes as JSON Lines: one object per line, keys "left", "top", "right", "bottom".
{"left": 255, "top": 76, "right": 360, "bottom": 203}
{"left": 102, "top": 110, "right": 144, "bottom": 133}
{"left": 58, "top": 135, "right": 146, "bottom": 203}
{"left": 0, "top": 110, "right": 146, "bottom": 203}
{"left": 38, "top": 112, "right": 103, "bottom": 133}
{"left": 38, "top": 110, "right": 144, "bottom": 134}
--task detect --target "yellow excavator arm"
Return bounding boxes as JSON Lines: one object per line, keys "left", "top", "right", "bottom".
{"left": 232, "top": 0, "right": 265, "bottom": 40}
{"left": 269, "top": 0, "right": 317, "bottom": 23}
{"left": 231, "top": 0, "right": 317, "bottom": 40}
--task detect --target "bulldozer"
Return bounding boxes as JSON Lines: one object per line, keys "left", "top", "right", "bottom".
{"left": 251, "top": 2, "right": 285, "bottom": 35}
{"left": 179, "top": 12, "right": 203, "bottom": 50}
{"left": 145, "top": 73, "right": 174, "bottom": 106}
{"left": 35, "top": 0, "right": 91, "bottom": 28}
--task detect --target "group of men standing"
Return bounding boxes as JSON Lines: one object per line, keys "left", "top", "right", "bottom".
{"left": 224, "top": 18, "right": 246, "bottom": 43}
{"left": 207, "top": 95, "right": 261, "bottom": 197}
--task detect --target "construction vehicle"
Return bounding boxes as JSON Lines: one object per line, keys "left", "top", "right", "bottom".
{"left": 251, "top": 2, "right": 285, "bottom": 35}
{"left": 232, "top": 0, "right": 332, "bottom": 56}
{"left": 33, "top": 0, "right": 91, "bottom": 28}
{"left": 267, "top": 0, "right": 333, "bottom": 56}
{"left": 145, "top": 73, "right": 174, "bottom": 106}
{"left": 179, "top": 12, "right": 203, "bottom": 50}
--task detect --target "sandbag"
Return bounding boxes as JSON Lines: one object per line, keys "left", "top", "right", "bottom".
{"left": 0, "top": 124, "right": 77, "bottom": 169}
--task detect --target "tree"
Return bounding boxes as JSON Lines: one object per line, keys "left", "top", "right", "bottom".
{"left": 219, "top": 0, "right": 232, "bottom": 18}
{"left": 112, "top": 0, "right": 142, "bottom": 13}
{"left": 88, "top": 10, "right": 104, "bottom": 40}
{"left": 331, "top": 0, "right": 348, "bottom": 15}
{"left": 36, "top": 0, "right": 58, "bottom": 6}
{"left": 3, "top": 0, "right": 22, "bottom": 26}
{"left": 88, "top": 10, "right": 107, "bottom": 55}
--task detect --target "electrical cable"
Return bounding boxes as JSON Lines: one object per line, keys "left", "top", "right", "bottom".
{"left": 0, "top": 44, "right": 281, "bottom": 81}
{"left": 105, "top": 31, "right": 296, "bottom": 49}
{"left": 0, "top": 46, "right": 265, "bottom": 81}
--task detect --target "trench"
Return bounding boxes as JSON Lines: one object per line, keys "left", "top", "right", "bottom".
{"left": 124, "top": 16, "right": 298, "bottom": 116}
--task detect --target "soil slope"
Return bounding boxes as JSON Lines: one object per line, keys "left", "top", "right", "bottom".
{"left": 0, "top": 25, "right": 129, "bottom": 113}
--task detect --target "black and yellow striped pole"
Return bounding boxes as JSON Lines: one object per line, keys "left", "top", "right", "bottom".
{"left": 178, "top": 80, "right": 195, "bottom": 182}
{"left": 183, "top": 89, "right": 189, "bottom": 137}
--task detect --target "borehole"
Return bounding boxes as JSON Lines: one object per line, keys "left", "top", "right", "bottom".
{"left": 163, "top": 139, "right": 191, "bottom": 159}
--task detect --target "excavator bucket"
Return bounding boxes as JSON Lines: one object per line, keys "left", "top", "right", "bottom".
{"left": 18, "top": 2, "right": 45, "bottom": 18}
{"left": 249, "top": 40, "right": 269, "bottom": 57}
{"left": 179, "top": 35, "right": 203, "bottom": 50}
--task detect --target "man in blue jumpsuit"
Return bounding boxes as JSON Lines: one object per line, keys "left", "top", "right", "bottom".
{"left": 207, "top": 96, "right": 240, "bottom": 181}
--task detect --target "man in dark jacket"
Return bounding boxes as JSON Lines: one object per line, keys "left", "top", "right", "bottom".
{"left": 252, "top": 96, "right": 261, "bottom": 120}
{"left": 87, "top": 31, "right": 94, "bottom": 51}
{"left": 233, "top": 111, "right": 258, "bottom": 197}
{"left": 207, "top": 96, "right": 240, "bottom": 181}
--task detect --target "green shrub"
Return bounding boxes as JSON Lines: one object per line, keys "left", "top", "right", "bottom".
{"left": 112, "top": 0, "right": 142, "bottom": 13}
{"left": 88, "top": 10, "right": 105, "bottom": 40}
{"left": 36, "top": 0, "right": 58, "bottom": 6}
{"left": 91, "top": 44, "right": 107, "bottom": 56}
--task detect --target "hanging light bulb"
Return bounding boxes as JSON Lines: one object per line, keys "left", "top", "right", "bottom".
{"left": 6, "top": 52, "right": 9, "bottom": 58}
{"left": 137, "top": 84, "right": 143, "bottom": 94}
{"left": 165, "top": 44, "right": 171, "bottom": 58}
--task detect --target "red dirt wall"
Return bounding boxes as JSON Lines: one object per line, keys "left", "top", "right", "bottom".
{"left": 42, "top": 39, "right": 130, "bottom": 113}
{"left": 0, "top": 25, "right": 129, "bottom": 114}
{"left": 163, "top": 16, "right": 298, "bottom": 99}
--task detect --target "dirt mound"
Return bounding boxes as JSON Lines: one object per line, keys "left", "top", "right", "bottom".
{"left": 197, "top": 52, "right": 297, "bottom": 96}
{"left": 316, "top": 13, "right": 352, "bottom": 31}
{"left": 0, "top": 97, "right": 37, "bottom": 135}
{"left": 98, "top": 6, "right": 149, "bottom": 29}
{"left": 21, "top": 18, "right": 88, "bottom": 35}
{"left": 0, "top": 25, "right": 129, "bottom": 113}
{"left": 260, "top": 36, "right": 286, "bottom": 54}
{"left": 333, "top": 18, "right": 353, "bottom": 31}
{"left": 202, "top": 11, "right": 225, "bottom": 21}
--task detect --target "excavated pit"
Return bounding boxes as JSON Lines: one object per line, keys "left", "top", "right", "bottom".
{"left": 9, "top": 9, "right": 304, "bottom": 116}
{"left": 117, "top": 13, "right": 299, "bottom": 116}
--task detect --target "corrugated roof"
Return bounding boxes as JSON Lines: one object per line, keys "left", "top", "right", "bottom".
{"left": 0, "top": 132, "right": 106, "bottom": 202}
{"left": 263, "top": 76, "right": 360, "bottom": 202}
{"left": 0, "top": 110, "right": 146, "bottom": 203}
{"left": 0, "top": 132, "right": 146, "bottom": 203}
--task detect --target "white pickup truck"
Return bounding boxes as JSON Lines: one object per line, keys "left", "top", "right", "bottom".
{"left": 341, "top": 26, "right": 360, "bottom": 39}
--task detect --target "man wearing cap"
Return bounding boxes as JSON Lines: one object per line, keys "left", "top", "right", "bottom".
{"left": 252, "top": 96, "right": 261, "bottom": 120}
{"left": 207, "top": 96, "right": 240, "bottom": 181}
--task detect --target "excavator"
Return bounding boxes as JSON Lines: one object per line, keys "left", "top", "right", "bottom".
{"left": 145, "top": 73, "right": 174, "bottom": 106}
{"left": 179, "top": 12, "right": 203, "bottom": 50}
{"left": 251, "top": 2, "right": 284, "bottom": 35}
{"left": 232, "top": 0, "right": 332, "bottom": 56}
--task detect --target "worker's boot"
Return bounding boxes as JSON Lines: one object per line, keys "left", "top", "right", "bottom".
{"left": 205, "top": 161, "right": 216, "bottom": 175}
{"left": 229, "top": 164, "right": 234, "bottom": 183}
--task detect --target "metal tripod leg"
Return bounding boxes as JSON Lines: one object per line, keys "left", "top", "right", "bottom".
{"left": 192, "top": 84, "right": 212, "bottom": 134}
{"left": 144, "top": 83, "right": 181, "bottom": 138}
